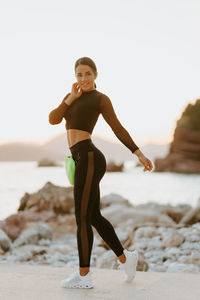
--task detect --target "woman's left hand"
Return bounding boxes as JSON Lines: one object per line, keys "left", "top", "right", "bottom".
{"left": 138, "top": 155, "right": 153, "bottom": 172}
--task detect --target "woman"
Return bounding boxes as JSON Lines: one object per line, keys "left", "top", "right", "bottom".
{"left": 49, "top": 57, "right": 153, "bottom": 289}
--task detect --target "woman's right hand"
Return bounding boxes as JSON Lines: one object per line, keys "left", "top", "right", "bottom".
{"left": 63, "top": 82, "right": 83, "bottom": 105}
{"left": 70, "top": 82, "right": 83, "bottom": 100}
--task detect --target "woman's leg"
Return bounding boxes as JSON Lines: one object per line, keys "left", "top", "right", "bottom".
{"left": 72, "top": 141, "right": 126, "bottom": 276}
{"left": 73, "top": 150, "right": 96, "bottom": 275}
{"left": 90, "top": 185, "right": 125, "bottom": 260}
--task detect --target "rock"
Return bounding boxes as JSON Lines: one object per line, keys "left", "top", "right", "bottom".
{"left": 0, "top": 213, "right": 26, "bottom": 242}
{"left": 0, "top": 229, "right": 12, "bottom": 252}
{"left": 101, "top": 204, "right": 175, "bottom": 227}
{"left": 178, "top": 254, "right": 200, "bottom": 265}
{"left": 5, "top": 245, "right": 43, "bottom": 263}
{"left": 18, "top": 211, "right": 57, "bottom": 223}
{"left": 136, "top": 254, "right": 149, "bottom": 271}
{"left": 147, "top": 236, "right": 164, "bottom": 250}
{"left": 154, "top": 99, "right": 200, "bottom": 174}
{"left": 106, "top": 160, "right": 124, "bottom": 172}
{"left": 145, "top": 250, "right": 166, "bottom": 264}
{"left": 185, "top": 234, "right": 200, "bottom": 243}
{"left": 157, "top": 214, "right": 176, "bottom": 225}
{"left": 0, "top": 211, "right": 58, "bottom": 242}
{"left": 157, "top": 227, "right": 176, "bottom": 236}
{"left": 148, "top": 263, "right": 167, "bottom": 272}
{"left": 162, "top": 204, "right": 192, "bottom": 223}
{"left": 49, "top": 214, "right": 77, "bottom": 238}
{"left": 96, "top": 250, "right": 119, "bottom": 269}
{"left": 100, "top": 204, "right": 135, "bottom": 226}
{"left": 163, "top": 233, "right": 185, "bottom": 248}
{"left": 134, "top": 237, "right": 151, "bottom": 250}
{"left": 134, "top": 226, "right": 158, "bottom": 239}
{"left": 48, "top": 244, "right": 73, "bottom": 256}
{"left": 197, "top": 197, "right": 200, "bottom": 208}
{"left": 180, "top": 241, "right": 200, "bottom": 251}
{"left": 37, "top": 159, "right": 60, "bottom": 167}
{"left": 177, "top": 227, "right": 191, "bottom": 237}
{"left": 191, "top": 222, "right": 200, "bottom": 231}
{"left": 18, "top": 182, "right": 74, "bottom": 215}
{"left": 12, "top": 223, "right": 52, "bottom": 248}
{"left": 53, "top": 233, "right": 78, "bottom": 249}
{"left": 38, "top": 239, "right": 51, "bottom": 246}
{"left": 100, "top": 193, "right": 132, "bottom": 209}
{"left": 179, "top": 207, "right": 200, "bottom": 225}
{"left": 166, "top": 262, "right": 199, "bottom": 273}
{"left": 135, "top": 202, "right": 163, "bottom": 213}
{"left": 2, "top": 180, "right": 200, "bottom": 274}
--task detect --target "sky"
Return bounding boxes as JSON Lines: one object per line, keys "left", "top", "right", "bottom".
{"left": 0, "top": 0, "right": 200, "bottom": 147}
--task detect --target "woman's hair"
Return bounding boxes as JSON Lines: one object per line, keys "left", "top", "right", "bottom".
{"left": 75, "top": 57, "right": 97, "bottom": 88}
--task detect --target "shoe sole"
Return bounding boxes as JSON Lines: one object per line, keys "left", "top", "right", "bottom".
{"left": 61, "top": 283, "right": 94, "bottom": 289}
{"left": 61, "top": 280, "right": 94, "bottom": 289}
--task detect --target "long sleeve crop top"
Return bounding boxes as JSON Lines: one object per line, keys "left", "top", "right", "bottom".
{"left": 49, "top": 89, "right": 139, "bottom": 154}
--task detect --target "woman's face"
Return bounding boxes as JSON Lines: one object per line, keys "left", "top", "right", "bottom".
{"left": 75, "top": 64, "right": 97, "bottom": 92}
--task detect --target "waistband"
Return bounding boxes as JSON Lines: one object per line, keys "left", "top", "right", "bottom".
{"left": 69, "top": 138, "right": 93, "bottom": 154}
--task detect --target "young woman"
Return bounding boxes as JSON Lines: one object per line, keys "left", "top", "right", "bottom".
{"left": 49, "top": 57, "right": 153, "bottom": 289}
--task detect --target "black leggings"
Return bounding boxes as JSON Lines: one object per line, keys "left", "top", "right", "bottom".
{"left": 69, "top": 138, "right": 124, "bottom": 268}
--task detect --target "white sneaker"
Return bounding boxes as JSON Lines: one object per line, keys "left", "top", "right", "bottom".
{"left": 60, "top": 270, "right": 94, "bottom": 289}
{"left": 118, "top": 249, "right": 138, "bottom": 282}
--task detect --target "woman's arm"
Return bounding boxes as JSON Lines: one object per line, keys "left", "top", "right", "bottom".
{"left": 100, "top": 94, "right": 140, "bottom": 155}
{"left": 49, "top": 93, "right": 72, "bottom": 125}
{"left": 100, "top": 94, "right": 154, "bottom": 171}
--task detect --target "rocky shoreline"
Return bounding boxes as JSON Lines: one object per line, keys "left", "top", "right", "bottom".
{"left": 1, "top": 182, "right": 200, "bottom": 273}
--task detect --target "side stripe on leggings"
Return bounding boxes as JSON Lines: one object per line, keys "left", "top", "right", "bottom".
{"left": 81, "top": 151, "right": 94, "bottom": 266}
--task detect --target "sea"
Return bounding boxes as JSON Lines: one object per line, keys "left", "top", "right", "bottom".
{"left": 0, "top": 161, "right": 200, "bottom": 221}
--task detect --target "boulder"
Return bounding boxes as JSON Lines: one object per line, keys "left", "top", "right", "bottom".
{"left": 154, "top": 99, "right": 200, "bottom": 174}
{"left": 101, "top": 204, "right": 175, "bottom": 227}
{"left": 163, "top": 233, "right": 185, "bottom": 248}
{"left": 18, "top": 181, "right": 74, "bottom": 215}
{"left": 12, "top": 223, "right": 52, "bottom": 248}
{"left": 106, "top": 161, "right": 124, "bottom": 172}
{"left": 37, "top": 159, "right": 60, "bottom": 167}
{"left": 0, "top": 229, "right": 12, "bottom": 252}
{"left": 0, "top": 213, "right": 26, "bottom": 241}
{"left": 179, "top": 207, "right": 200, "bottom": 225}
{"left": 161, "top": 204, "right": 192, "bottom": 223}
{"left": 100, "top": 193, "right": 132, "bottom": 209}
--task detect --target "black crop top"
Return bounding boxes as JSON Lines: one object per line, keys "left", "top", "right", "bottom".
{"left": 49, "top": 89, "right": 139, "bottom": 154}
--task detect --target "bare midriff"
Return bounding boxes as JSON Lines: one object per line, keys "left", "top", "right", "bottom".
{"left": 67, "top": 129, "right": 91, "bottom": 148}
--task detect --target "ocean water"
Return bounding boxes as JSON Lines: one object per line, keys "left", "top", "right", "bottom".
{"left": 0, "top": 161, "right": 200, "bottom": 221}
